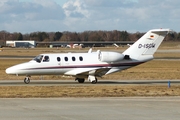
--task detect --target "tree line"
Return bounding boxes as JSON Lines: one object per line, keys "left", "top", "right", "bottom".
{"left": 0, "top": 30, "right": 180, "bottom": 42}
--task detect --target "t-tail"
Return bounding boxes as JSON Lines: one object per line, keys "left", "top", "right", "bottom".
{"left": 123, "top": 29, "right": 171, "bottom": 61}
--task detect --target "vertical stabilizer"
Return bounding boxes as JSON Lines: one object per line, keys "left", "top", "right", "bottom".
{"left": 123, "top": 29, "right": 170, "bottom": 60}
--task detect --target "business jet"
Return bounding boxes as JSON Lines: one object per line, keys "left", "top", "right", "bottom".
{"left": 6, "top": 29, "right": 170, "bottom": 84}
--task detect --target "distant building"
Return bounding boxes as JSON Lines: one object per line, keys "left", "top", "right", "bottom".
{"left": 6, "top": 41, "right": 36, "bottom": 48}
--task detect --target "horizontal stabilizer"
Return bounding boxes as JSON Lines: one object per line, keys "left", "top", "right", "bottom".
{"left": 151, "top": 29, "right": 172, "bottom": 34}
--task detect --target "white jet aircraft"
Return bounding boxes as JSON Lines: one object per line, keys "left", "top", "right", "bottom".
{"left": 6, "top": 29, "right": 170, "bottom": 84}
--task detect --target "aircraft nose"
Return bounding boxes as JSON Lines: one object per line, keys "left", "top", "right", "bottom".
{"left": 6, "top": 67, "right": 16, "bottom": 74}
{"left": 6, "top": 68, "right": 12, "bottom": 74}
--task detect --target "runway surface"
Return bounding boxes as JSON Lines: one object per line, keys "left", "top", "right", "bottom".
{"left": 0, "top": 97, "right": 180, "bottom": 120}
{"left": 0, "top": 80, "right": 179, "bottom": 119}
{"left": 0, "top": 80, "right": 180, "bottom": 86}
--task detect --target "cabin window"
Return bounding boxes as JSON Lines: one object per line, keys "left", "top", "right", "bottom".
{"left": 57, "top": 57, "right": 61, "bottom": 62}
{"left": 43, "top": 56, "right": 50, "bottom": 62}
{"left": 79, "top": 56, "right": 83, "bottom": 61}
{"left": 72, "top": 57, "right": 76, "bottom": 61}
{"left": 64, "top": 57, "right": 68, "bottom": 61}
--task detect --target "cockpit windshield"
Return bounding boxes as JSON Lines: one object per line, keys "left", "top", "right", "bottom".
{"left": 33, "top": 55, "right": 43, "bottom": 63}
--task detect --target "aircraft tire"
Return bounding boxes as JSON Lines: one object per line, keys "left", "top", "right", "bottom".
{"left": 77, "top": 78, "right": 85, "bottom": 83}
{"left": 24, "top": 77, "right": 30, "bottom": 84}
{"left": 91, "top": 78, "right": 97, "bottom": 84}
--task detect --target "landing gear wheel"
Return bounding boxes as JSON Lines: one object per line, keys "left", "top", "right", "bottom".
{"left": 78, "top": 79, "right": 85, "bottom": 83}
{"left": 75, "top": 78, "right": 85, "bottom": 83}
{"left": 24, "top": 77, "right": 30, "bottom": 84}
{"left": 91, "top": 78, "right": 97, "bottom": 84}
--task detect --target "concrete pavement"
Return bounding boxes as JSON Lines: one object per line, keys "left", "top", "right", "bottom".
{"left": 0, "top": 97, "right": 180, "bottom": 120}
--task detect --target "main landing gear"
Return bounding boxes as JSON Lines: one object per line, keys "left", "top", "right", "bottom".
{"left": 24, "top": 76, "right": 30, "bottom": 84}
{"left": 75, "top": 78, "right": 85, "bottom": 83}
{"left": 91, "top": 78, "right": 97, "bottom": 84}
{"left": 88, "top": 75, "right": 97, "bottom": 84}
{"left": 75, "top": 77, "right": 98, "bottom": 84}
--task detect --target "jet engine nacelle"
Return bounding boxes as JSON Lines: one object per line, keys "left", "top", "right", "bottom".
{"left": 98, "top": 51, "right": 124, "bottom": 62}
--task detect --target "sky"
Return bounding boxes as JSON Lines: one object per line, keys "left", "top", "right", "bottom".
{"left": 0, "top": 0, "right": 179, "bottom": 33}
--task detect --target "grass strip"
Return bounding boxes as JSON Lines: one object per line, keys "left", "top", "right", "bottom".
{"left": 0, "top": 85, "right": 179, "bottom": 98}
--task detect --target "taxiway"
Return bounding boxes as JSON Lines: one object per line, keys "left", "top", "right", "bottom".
{"left": 0, "top": 80, "right": 179, "bottom": 86}
{"left": 0, "top": 97, "right": 180, "bottom": 120}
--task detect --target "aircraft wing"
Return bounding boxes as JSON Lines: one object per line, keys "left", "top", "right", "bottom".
{"left": 64, "top": 67, "right": 111, "bottom": 77}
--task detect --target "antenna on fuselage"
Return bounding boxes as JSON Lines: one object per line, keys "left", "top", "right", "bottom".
{"left": 88, "top": 48, "right": 92, "bottom": 53}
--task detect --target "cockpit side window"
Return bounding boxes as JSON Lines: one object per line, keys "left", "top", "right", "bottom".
{"left": 33, "top": 55, "right": 43, "bottom": 63}
{"left": 43, "top": 56, "right": 50, "bottom": 62}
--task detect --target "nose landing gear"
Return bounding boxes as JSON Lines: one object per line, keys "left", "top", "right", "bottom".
{"left": 24, "top": 76, "right": 30, "bottom": 84}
